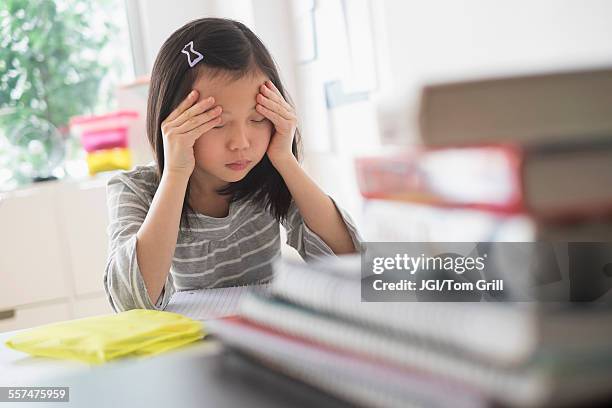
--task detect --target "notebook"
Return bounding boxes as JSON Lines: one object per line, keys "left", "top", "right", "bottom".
{"left": 272, "top": 257, "right": 612, "bottom": 366}
{"left": 207, "top": 317, "right": 485, "bottom": 408}
{"left": 236, "top": 292, "right": 612, "bottom": 407}
{"left": 164, "top": 284, "right": 270, "bottom": 321}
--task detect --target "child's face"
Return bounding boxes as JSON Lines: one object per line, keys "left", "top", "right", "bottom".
{"left": 190, "top": 71, "right": 274, "bottom": 188}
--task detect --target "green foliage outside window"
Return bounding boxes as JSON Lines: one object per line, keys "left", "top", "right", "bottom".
{"left": 0, "top": 0, "right": 116, "bottom": 129}
{"left": 0, "top": 0, "right": 125, "bottom": 188}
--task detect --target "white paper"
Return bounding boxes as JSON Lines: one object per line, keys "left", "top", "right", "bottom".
{"left": 164, "top": 284, "right": 270, "bottom": 321}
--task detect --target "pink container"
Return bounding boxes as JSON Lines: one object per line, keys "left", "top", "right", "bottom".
{"left": 70, "top": 111, "right": 138, "bottom": 153}
{"left": 81, "top": 128, "right": 129, "bottom": 152}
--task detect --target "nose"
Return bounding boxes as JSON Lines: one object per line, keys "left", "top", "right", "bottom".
{"left": 227, "top": 127, "right": 250, "bottom": 151}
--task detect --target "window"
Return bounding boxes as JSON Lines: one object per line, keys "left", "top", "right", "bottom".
{"left": 0, "top": 0, "right": 133, "bottom": 190}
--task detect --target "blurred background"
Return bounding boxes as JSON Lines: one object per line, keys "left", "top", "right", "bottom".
{"left": 1, "top": 0, "right": 612, "bottom": 330}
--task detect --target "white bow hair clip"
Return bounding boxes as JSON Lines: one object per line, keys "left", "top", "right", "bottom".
{"left": 181, "top": 41, "right": 204, "bottom": 67}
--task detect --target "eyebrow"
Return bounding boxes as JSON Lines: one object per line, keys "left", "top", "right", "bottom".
{"left": 221, "top": 106, "right": 258, "bottom": 115}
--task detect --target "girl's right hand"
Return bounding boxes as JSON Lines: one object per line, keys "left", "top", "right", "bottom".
{"left": 160, "top": 90, "right": 223, "bottom": 176}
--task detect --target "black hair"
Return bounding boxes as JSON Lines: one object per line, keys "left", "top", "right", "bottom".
{"left": 146, "top": 17, "right": 302, "bottom": 228}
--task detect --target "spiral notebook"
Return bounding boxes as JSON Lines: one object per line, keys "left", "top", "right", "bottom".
{"left": 164, "top": 284, "right": 270, "bottom": 321}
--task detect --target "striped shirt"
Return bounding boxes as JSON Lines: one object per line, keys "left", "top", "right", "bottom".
{"left": 103, "top": 164, "right": 364, "bottom": 312}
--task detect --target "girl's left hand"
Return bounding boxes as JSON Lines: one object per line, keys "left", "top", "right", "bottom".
{"left": 256, "top": 80, "right": 297, "bottom": 164}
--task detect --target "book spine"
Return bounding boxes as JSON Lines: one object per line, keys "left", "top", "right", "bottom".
{"left": 417, "top": 69, "right": 612, "bottom": 146}
{"left": 354, "top": 146, "right": 525, "bottom": 215}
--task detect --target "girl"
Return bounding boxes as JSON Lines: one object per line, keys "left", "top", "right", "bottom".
{"left": 104, "top": 18, "right": 363, "bottom": 312}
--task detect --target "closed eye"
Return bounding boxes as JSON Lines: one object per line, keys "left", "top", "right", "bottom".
{"left": 214, "top": 119, "right": 266, "bottom": 129}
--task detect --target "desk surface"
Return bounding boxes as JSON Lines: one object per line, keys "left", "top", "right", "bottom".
{"left": 0, "top": 329, "right": 350, "bottom": 408}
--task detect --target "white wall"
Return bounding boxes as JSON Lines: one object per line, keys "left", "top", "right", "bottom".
{"left": 125, "top": 0, "right": 296, "bottom": 97}
{"left": 371, "top": 0, "right": 612, "bottom": 140}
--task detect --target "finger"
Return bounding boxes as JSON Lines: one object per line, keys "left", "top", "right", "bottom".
{"left": 261, "top": 82, "right": 294, "bottom": 114}
{"left": 256, "top": 103, "right": 286, "bottom": 125}
{"left": 169, "top": 95, "right": 216, "bottom": 128}
{"left": 174, "top": 105, "right": 222, "bottom": 134}
{"left": 257, "top": 94, "right": 293, "bottom": 121}
{"left": 184, "top": 115, "right": 223, "bottom": 140}
{"left": 259, "top": 83, "right": 285, "bottom": 106}
{"left": 172, "top": 95, "right": 216, "bottom": 127}
{"left": 164, "top": 90, "right": 199, "bottom": 124}
{"left": 265, "top": 81, "right": 290, "bottom": 104}
{"left": 265, "top": 80, "right": 281, "bottom": 95}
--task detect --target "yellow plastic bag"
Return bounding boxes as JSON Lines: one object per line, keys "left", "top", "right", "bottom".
{"left": 4, "top": 309, "right": 205, "bottom": 365}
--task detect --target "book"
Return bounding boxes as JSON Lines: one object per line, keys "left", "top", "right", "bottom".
{"left": 269, "top": 257, "right": 612, "bottom": 367}
{"left": 418, "top": 67, "right": 612, "bottom": 146}
{"left": 208, "top": 317, "right": 486, "bottom": 408}
{"left": 359, "top": 199, "right": 612, "bottom": 243}
{"left": 354, "top": 143, "right": 612, "bottom": 219}
{"left": 232, "top": 292, "right": 612, "bottom": 407}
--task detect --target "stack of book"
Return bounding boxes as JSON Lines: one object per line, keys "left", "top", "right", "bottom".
{"left": 208, "top": 256, "right": 612, "bottom": 407}
{"left": 354, "top": 67, "right": 612, "bottom": 305}
{"left": 354, "top": 67, "right": 612, "bottom": 244}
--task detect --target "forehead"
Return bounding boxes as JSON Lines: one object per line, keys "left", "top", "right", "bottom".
{"left": 192, "top": 70, "right": 268, "bottom": 110}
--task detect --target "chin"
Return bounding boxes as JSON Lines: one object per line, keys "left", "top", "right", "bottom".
{"left": 221, "top": 170, "right": 250, "bottom": 183}
{"left": 224, "top": 174, "right": 246, "bottom": 183}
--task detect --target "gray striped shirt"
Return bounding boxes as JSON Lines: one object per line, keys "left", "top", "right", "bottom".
{"left": 103, "top": 164, "right": 363, "bottom": 312}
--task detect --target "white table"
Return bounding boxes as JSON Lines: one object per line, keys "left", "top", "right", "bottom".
{"left": 0, "top": 328, "right": 348, "bottom": 408}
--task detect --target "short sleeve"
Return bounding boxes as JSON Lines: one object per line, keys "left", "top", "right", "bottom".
{"left": 282, "top": 195, "right": 364, "bottom": 262}
{"left": 103, "top": 172, "right": 175, "bottom": 312}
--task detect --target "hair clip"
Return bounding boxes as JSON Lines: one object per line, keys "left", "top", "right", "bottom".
{"left": 181, "top": 41, "right": 204, "bottom": 68}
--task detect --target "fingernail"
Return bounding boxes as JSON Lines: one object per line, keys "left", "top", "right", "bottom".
{"left": 208, "top": 96, "right": 214, "bottom": 103}
{"left": 189, "top": 90, "right": 197, "bottom": 98}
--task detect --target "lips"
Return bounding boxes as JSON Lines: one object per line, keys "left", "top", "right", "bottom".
{"left": 226, "top": 160, "right": 251, "bottom": 165}
{"left": 225, "top": 160, "right": 252, "bottom": 171}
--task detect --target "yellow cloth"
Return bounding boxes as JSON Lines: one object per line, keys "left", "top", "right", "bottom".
{"left": 86, "top": 148, "right": 132, "bottom": 175}
{"left": 4, "top": 309, "right": 205, "bottom": 365}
